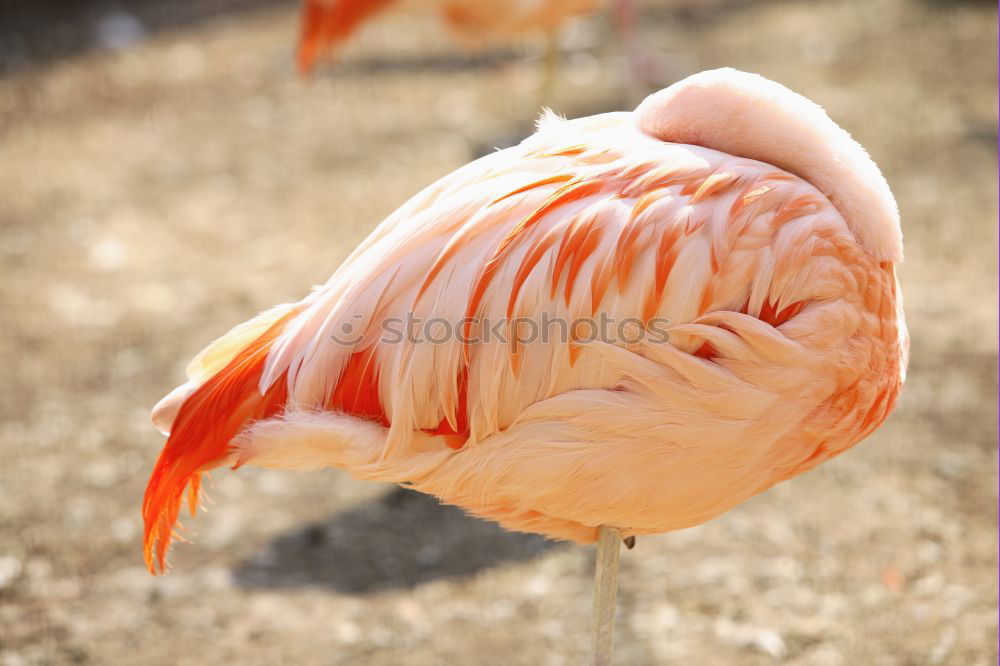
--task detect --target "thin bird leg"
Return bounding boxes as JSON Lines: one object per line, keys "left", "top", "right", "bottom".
{"left": 538, "top": 29, "right": 560, "bottom": 110}
{"left": 592, "top": 525, "right": 623, "bottom": 666}
{"left": 612, "top": 0, "right": 641, "bottom": 104}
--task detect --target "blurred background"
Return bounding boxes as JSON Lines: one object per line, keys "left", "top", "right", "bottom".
{"left": 0, "top": 0, "right": 997, "bottom": 664}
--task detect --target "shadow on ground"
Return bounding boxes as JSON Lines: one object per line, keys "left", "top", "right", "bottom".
{"left": 231, "top": 487, "right": 564, "bottom": 594}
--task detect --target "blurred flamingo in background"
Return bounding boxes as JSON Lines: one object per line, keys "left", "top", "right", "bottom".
{"left": 297, "top": 0, "right": 669, "bottom": 100}
{"left": 143, "top": 69, "right": 907, "bottom": 661}
{"left": 297, "top": 0, "right": 596, "bottom": 74}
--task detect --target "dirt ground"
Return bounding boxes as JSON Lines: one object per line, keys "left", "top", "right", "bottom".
{"left": 0, "top": 0, "right": 997, "bottom": 664}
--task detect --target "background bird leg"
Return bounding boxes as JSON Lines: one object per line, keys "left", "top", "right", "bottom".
{"left": 538, "top": 28, "right": 560, "bottom": 110}
{"left": 613, "top": 0, "right": 671, "bottom": 103}
{"left": 592, "top": 525, "right": 623, "bottom": 666}
{"left": 612, "top": 0, "right": 640, "bottom": 103}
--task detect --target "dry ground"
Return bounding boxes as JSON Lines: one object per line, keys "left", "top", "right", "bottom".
{"left": 0, "top": 0, "right": 997, "bottom": 664}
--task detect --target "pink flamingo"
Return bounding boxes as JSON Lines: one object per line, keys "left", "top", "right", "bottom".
{"left": 296, "top": 0, "right": 669, "bottom": 101}
{"left": 296, "top": 0, "right": 601, "bottom": 74}
{"left": 144, "top": 69, "right": 907, "bottom": 662}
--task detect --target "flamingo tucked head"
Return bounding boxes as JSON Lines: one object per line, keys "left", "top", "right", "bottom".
{"left": 634, "top": 68, "right": 902, "bottom": 263}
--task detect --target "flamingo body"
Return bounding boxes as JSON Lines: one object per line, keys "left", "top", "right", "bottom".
{"left": 144, "top": 69, "right": 907, "bottom": 572}
{"left": 297, "top": 0, "right": 600, "bottom": 72}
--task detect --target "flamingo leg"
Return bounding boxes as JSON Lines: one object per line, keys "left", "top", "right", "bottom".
{"left": 612, "top": 0, "right": 642, "bottom": 104}
{"left": 592, "top": 525, "right": 623, "bottom": 666}
{"left": 612, "top": 0, "right": 673, "bottom": 103}
{"left": 538, "top": 29, "right": 560, "bottom": 110}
